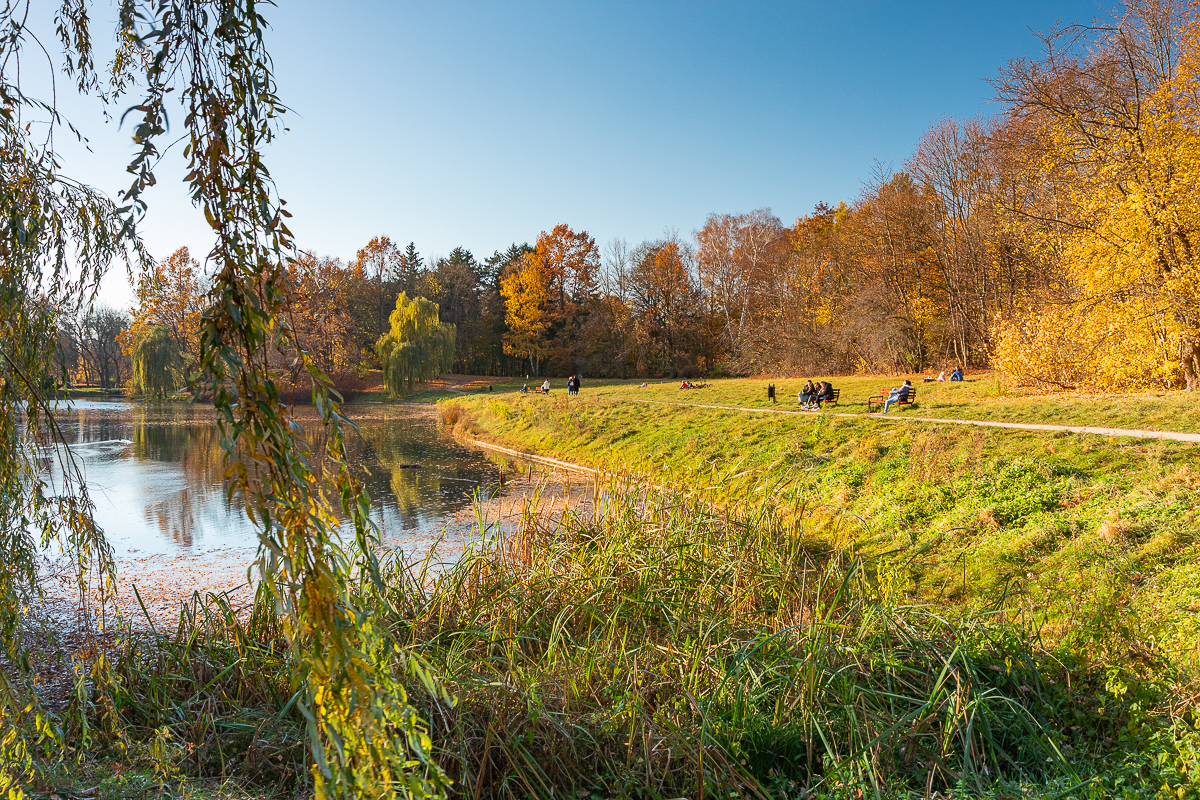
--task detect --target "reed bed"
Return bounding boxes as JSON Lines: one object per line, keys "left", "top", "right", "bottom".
{"left": 57, "top": 480, "right": 1199, "bottom": 799}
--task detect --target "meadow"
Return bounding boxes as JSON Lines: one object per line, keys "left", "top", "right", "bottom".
{"left": 444, "top": 373, "right": 1200, "bottom": 434}
{"left": 24, "top": 375, "right": 1200, "bottom": 799}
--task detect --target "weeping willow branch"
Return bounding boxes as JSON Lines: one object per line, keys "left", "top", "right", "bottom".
{"left": 114, "top": 1, "right": 446, "bottom": 796}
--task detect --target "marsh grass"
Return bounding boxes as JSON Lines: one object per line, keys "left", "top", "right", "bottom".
{"left": 452, "top": 391, "right": 1200, "bottom": 669}
{"left": 28, "top": 477, "right": 1195, "bottom": 798}
{"left": 384, "top": 483, "right": 1082, "bottom": 798}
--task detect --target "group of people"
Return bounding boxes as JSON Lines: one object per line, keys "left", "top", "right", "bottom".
{"left": 928, "top": 366, "right": 964, "bottom": 382}
{"left": 520, "top": 375, "right": 583, "bottom": 395}
{"left": 797, "top": 380, "right": 835, "bottom": 410}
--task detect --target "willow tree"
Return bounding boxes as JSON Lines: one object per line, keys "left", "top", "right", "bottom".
{"left": 376, "top": 293, "right": 456, "bottom": 394}
{"left": 0, "top": 2, "right": 132, "bottom": 789}
{"left": 0, "top": 2, "right": 446, "bottom": 797}
{"left": 131, "top": 324, "right": 183, "bottom": 398}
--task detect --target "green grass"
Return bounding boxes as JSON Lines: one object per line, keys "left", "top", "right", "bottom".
{"left": 26, "top": 483, "right": 1200, "bottom": 799}
{"left": 450, "top": 373, "right": 1200, "bottom": 433}
{"left": 14, "top": 375, "right": 1200, "bottom": 798}
{"left": 445, "top": 390, "right": 1200, "bottom": 669}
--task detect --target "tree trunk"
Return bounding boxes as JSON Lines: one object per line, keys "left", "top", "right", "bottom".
{"left": 1184, "top": 338, "right": 1200, "bottom": 391}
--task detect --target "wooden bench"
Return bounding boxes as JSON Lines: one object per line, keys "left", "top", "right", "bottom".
{"left": 800, "top": 388, "right": 839, "bottom": 409}
{"left": 867, "top": 386, "right": 916, "bottom": 413}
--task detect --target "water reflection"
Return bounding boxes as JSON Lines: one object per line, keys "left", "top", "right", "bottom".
{"left": 49, "top": 400, "right": 511, "bottom": 558}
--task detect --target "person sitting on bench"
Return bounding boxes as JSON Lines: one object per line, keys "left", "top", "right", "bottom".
{"left": 814, "top": 381, "right": 835, "bottom": 408}
{"left": 883, "top": 380, "right": 912, "bottom": 413}
{"left": 798, "top": 380, "right": 816, "bottom": 407}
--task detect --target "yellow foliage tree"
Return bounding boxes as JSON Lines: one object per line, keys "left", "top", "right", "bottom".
{"left": 375, "top": 292, "right": 456, "bottom": 394}
{"left": 121, "top": 247, "right": 206, "bottom": 393}
{"left": 994, "top": 5, "right": 1200, "bottom": 389}
{"left": 500, "top": 254, "right": 550, "bottom": 376}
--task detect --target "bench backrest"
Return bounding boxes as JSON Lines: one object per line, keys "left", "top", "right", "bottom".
{"left": 878, "top": 386, "right": 916, "bottom": 402}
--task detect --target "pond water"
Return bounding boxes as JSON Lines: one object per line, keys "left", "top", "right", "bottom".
{"left": 45, "top": 400, "right": 542, "bottom": 570}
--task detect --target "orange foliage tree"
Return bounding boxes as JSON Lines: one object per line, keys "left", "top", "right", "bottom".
{"left": 121, "top": 247, "right": 206, "bottom": 390}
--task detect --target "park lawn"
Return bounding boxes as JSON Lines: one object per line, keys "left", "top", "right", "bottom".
{"left": 450, "top": 373, "right": 1200, "bottom": 433}
{"left": 447, "top": 389, "right": 1200, "bottom": 669}
{"left": 349, "top": 387, "right": 463, "bottom": 404}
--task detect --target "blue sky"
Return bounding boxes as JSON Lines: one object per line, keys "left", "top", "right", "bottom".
{"left": 44, "top": 1, "right": 1105, "bottom": 306}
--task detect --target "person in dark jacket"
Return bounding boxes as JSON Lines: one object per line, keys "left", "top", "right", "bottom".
{"left": 815, "top": 381, "right": 835, "bottom": 407}
{"left": 883, "top": 380, "right": 912, "bottom": 413}
{"left": 798, "top": 380, "right": 816, "bottom": 407}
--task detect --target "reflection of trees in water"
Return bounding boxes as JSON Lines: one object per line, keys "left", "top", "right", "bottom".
{"left": 127, "top": 408, "right": 242, "bottom": 547}
{"left": 351, "top": 415, "right": 499, "bottom": 532}
{"left": 63, "top": 404, "right": 507, "bottom": 546}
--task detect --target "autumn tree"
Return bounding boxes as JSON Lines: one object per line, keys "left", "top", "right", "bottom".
{"left": 585, "top": 238, "right": 640, "bottom": 377}
{"left": 376, "top": 292, "right": 456, "bottom": 393}
{"left": 133, "top": 324, "right": 183, "bottom": 397}
{"left": 350, "top": 235, "right": 403, "bottom": 357}
{"left": 694, "top": 208, "right": 786, "bottom": 366}
{"left": 500, "top": 252, "right": 551, "bottom": 376}
{"left": 1, "top": 3, "right": 447, "bottom": 793}
{"left": 73, "top": 306, "right": 131, "bottom": 388}
{"left": 288, "top": 252, "right": 360, "bottom": 374}
{"left": 629, "top": 236, "right": 701, "bottom": 377}
{"left": 498, "top": 224, "right": 600, "bottom": 375}
{"left": 993, "top": 0, "right": 1200, "bottom": 389}
{"left": 123, "top": 247, "right": 206, "bottom": 391}
{"left": 840, "top": 171, "right": 944, "bottom": 372}
{"left": 478, "top": 243, "right": 532, "bottom": 375}
{"left": 536, "top": 223, "right": 600, "bottom": 318}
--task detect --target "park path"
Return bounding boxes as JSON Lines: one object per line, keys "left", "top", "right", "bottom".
{"left": 629, "top": 399, "right": 1200, "bottom": 444}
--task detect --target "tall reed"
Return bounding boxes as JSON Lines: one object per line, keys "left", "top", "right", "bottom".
{"left": 57, "top": 477, "right": 1197, "bottom": 798}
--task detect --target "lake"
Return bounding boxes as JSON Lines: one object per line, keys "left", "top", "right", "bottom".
{"left": 42, "top": 400, "right": 559, "bottom": 607}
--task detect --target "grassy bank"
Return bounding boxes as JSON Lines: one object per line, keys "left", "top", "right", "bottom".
{"left": 14, "top": 380, "right": 1200, "bottom": 798}
{"left": 433, "top": 374, "right": 1200, "bottom": 434}
{"left": 444, "top": 390, "right": 1200, "bottom": 672}
{"left": 21, "top": 483, "right": 1200, "bottom": 799}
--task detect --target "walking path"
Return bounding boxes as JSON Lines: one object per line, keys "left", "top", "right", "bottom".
{"left": 630, "top": 399, "right": 1200, "bottom": 444}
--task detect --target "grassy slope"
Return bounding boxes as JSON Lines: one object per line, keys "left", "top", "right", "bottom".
{"left": 436, "top": 373, "right": 1200, "bottom": 433}
{"left": 448, "top": 380, "right": 1200, "bottom": 669}
{"left": 36, "top": 375, "right": 1200, "bottom": 799}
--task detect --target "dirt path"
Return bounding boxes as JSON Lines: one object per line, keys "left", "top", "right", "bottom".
{"left": 631, "top": 399, "right": 1200, "bottom": 444}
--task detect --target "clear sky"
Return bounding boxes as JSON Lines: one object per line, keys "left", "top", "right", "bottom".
{"left": 43, "top": 0, "right": 1106, "bottom": 308}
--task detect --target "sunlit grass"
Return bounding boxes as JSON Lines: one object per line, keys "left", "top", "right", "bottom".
{"left": 445, "top": 393, "right": 1200, "bottom": 668}
{"left": 442, "top": 372, "right": 1200, "bottom": 433}
{"left": 44, "top": 480, "right": 1200, "bottom": 799}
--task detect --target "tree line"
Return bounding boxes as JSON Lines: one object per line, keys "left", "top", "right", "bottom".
{"left": 77, "top": 1, "right": 1200, "bottom": 392}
